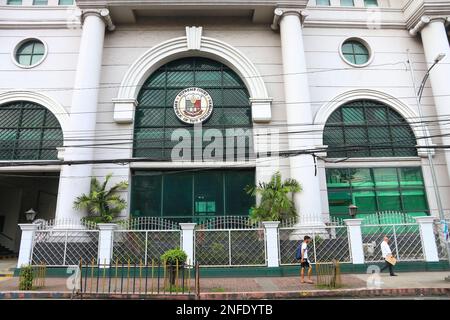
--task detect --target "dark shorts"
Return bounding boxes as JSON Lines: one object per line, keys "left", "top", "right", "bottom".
{"left": 301, "top": 259, "right": 310, "bottom": 268}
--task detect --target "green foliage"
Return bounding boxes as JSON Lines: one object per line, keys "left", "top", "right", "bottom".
{"left": 245, "top": 171, "right": 301, "bottom": 223}
{"left": 314, "top": 235, "right": 324, "bottom": 245}
{"left": 19, "top": 265, "right": 34, "bottom": 291}
{"left": 73, "top": 173, "right": 128, "bottom": 223}
{"left": 161, "top": 248, "right": 188, "bottom": 265}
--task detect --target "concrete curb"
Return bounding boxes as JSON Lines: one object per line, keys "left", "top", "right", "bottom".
{"left": 0, "top": 288, "right": 449, "bottom": 299}
{"left": 199, "top": 287, "right": 450, "bottom": 299}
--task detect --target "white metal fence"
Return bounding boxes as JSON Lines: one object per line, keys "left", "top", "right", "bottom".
{"left": 31, "top": 229, "right": 99, "bottom": 266}
{"left": 194, "top": 229, "right": 266, "bottom": 267}
{"left": 279, "top": 225, "right": 352, "bottom": 265}
{"left": 112, "top": 230, "right": 182, "bottom": 264}
{"left": 25, "top": 216, "right": 446, "bottom": 268}
{"left": 361, "top": 223, "right": 423, "bottom": 262}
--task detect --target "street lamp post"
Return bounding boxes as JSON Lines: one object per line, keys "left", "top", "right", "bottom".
{"left": 406, "top": 50, "right": 445, "bottom": 221}
{"left": 407, "top": 50, "right": 450, "bottom": 278}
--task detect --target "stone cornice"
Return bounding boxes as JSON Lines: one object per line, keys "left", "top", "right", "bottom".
{"left": 404, "top": 0, "right": 450, "bottom": 30}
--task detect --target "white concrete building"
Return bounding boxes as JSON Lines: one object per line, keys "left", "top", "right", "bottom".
{"left": 1, "top": 0, "right": 450, "bottom": 255}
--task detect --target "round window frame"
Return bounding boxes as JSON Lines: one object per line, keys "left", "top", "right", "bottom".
{"left": 339, "top": 37, "right": 373, "bottom": 68}
{"left": 12, "top": 38, "right": 48, "bottom": 69}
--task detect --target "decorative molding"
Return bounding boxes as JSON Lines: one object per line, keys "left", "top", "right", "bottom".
{"left": 313, "top": 89, "right": 434, "bottom": 157}
{"left": 113, "top": 34, "right": 271, "bottom": 124}
{"left": 404, "top": 0, "right": 450, "bottom": 30}
{"left": 0, "top": 90, "right": 69, "bottom": 136}
{"left": 0, "top": 90, "right": 69, "bottom": 160}
{"left": 112, "top": 98, "right": 138, "bottom": 123}
{"left": 75, "top": 8, "right": 115, "bottom": 31}
{"left": 249, "top": 98, "right": 272, "bottom": 123}
{"left": 409, "top": 16, "right": 431, "bottom": 36}
{"left": 186, "top": 26, "right": 202, "bottom": 51}
{"left": 271, "top": 7, "right": 308, "bottom": 31}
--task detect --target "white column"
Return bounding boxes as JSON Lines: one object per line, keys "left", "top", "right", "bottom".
{"left": 97, "top": 223, "right": 117, "bottom": 267}
{"left": 17, "top": 224, "right": 39, "bottom": 268}
{"left": 415, "top": 216, "right": 439, "bottom": 262}
{"left": 263, "top": 221, "right": 280, "bottom": 267}
{"left": 276, "top": 8, "right": 323, "bottom": 226}
{"left": 55, "top": 9, "right": 113, "bottom": 222}
{"left": 420, "top": 18, "right": 450, "bottom": 181}
{"left": 344, "top": 219, "right": 365, "bottom": 264}
{"left": 180, "top": 223, "right": 196, "bottom": 265}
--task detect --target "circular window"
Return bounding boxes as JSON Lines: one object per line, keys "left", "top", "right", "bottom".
{"left": 340, "top": 38, "right": 372, "bottom": 67}
{"left": 13, "top": 39, "right": 47, "bottom": 68}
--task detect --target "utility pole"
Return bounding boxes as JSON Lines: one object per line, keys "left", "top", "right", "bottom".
{"left": 407, "top": 50, "right": 450, "bottom": 278}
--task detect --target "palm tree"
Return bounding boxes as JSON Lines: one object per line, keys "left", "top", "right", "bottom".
{"left": 73, "top": 173, "right": 129, "bottom": 223}
{"left": 245, "top": 171, "right": 301, "bottom": 223}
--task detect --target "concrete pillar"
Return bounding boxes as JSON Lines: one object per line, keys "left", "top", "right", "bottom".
{"left": 97, "top": 223, "right": 117, "bottom": 267}
{"left": 344, "top": 219, "right": 365, "bottom": 264}
{"left": 275, "top": 8, "right": 323, "bottom": 226}
{"left": 420, "top": 19, "right": 450, "bottom": 182}
{"left": 17, "top": 224, "right": 39, "bottom": 268}
{"left": 263, "top": 221, "right": 280, "bottom": 267}
{"left": 415, "top": 216, "right": 439, "bottom": 262}
{"left": 55, "top": 9, "right": 114, "bottom": 222}
{"left": 180, "top": 223, "right": 196, "bottom": 265}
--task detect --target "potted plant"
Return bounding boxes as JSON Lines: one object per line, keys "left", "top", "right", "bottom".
{"left": 245, "top": 171, "right": 301, "bottom": 224}
{"left": 73, "top": 173, "right": 128, "bottom": 224}
{"left": 160, "top": 248, "right": 188, "bottom": 286}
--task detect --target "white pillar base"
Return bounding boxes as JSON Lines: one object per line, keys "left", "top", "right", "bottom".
{"left": 17, "top": 224, "right": 39, "bottom": 268}
{"left": 344, "top": 219, "right": 365, "bottom": 264}
{"left": 415, "top": 216, "right": 440, "bottom": 262}
{"left": 180, "top": 223, "right": 196, "bottom": 265}
{"left": 263, "top": 221, "right": 280, "bottom": 267}
{"left": 97, "top": 224, "right": 118, "bottom": 267}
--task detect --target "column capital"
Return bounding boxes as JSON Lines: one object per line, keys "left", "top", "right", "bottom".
{"left": 179, "top": 223, "right": 196, "bottom": 231}
{"left": 97, "top": 223, "right": 118, "bottom": 231}
{"left": 18, "top": 224, "right": 39, "bottom": 232}
{"left": 409, "top": 15, "right": 450, "bottom": 36}
{"left": 344, "top": 219, "right": 363, "bottom": 227}
{"left": 75, "top": 8, "right": 115, "bottom": 31}
{"left": 414, "top": 216, "right": 436, "bottom": 224}
{"left": 262, "top": 221, "right": 280, "bottom": 228}
{"left": 271, "top": 8, "right": 309, "bottom": 31}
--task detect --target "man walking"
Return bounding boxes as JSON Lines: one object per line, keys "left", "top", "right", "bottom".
{"left": 380, "top": 236, "right": 397, "bottom": 276}
{"left": 300, "top": 235, "right": 313, "bottom": 284}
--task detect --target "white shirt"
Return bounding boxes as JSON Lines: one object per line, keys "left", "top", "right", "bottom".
{"left": 301, "top": 242, "right": 308, "bottom": 259}
{"left": 381, "top": 241, "right": 392, "bottom": 258}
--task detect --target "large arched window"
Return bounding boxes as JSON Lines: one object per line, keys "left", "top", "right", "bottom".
{"left": 324, "top": 100, "right": 428, "bottom": 220}
{"left": 133, "top": 57, "right": 253, "bottom": 161}
{"left": 323, "top": 100, "right": 417, "bottom": 158}
{"left": 0, "top": 101, "right": 63, "bottom": 160}
{"left": 131, "top": 57, "right": 255, "bottom": 222}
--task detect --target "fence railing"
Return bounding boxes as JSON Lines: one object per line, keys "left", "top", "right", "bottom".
{"left": 278, "top": 225, "right": 352, "bottom": 265}
{"left": 22, "top": 216, "right": 445, "bottom": 268}
{"left": 361, "top": 223, "right": 423, "bottom": 262}
{"left": 195, "top": 228, "right": 266, "bottom": 267}
{"left": 76, "top": 260, "right": 199, "bottom": 297}
{"left": 33, "top": 218, "right": 98, "bottom": 230}
{"left": 112, "top": 230, "right": 182, "bottom": 265}
{"left": 116, "top": 217, "right": 180, "bottom": 231}
{"left": 31, "top": 229, "right": 99, "bottom": 266}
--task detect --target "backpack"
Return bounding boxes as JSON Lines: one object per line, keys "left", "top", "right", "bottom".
{"left": 295, "top": 241, "right": 303, "bottom": 260}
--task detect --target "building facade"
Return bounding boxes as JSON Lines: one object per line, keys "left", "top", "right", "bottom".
{"left": 1, "top": 0, "right": 450, "bottom": 253}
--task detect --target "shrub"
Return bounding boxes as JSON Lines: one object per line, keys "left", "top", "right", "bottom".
{"left": 19, "top": 265, "right": 34, "bottom": 291}
{"left": 161, "top": 248, "right": 188, "bottom": 265}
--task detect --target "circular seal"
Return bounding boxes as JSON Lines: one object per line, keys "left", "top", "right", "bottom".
{"left": 173, "top": 87, "right": 214, "bottom": 124}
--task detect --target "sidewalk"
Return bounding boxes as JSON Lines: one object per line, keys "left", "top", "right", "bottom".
{"left": 0, "top": 271, "right": 449, "bottom": 299}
